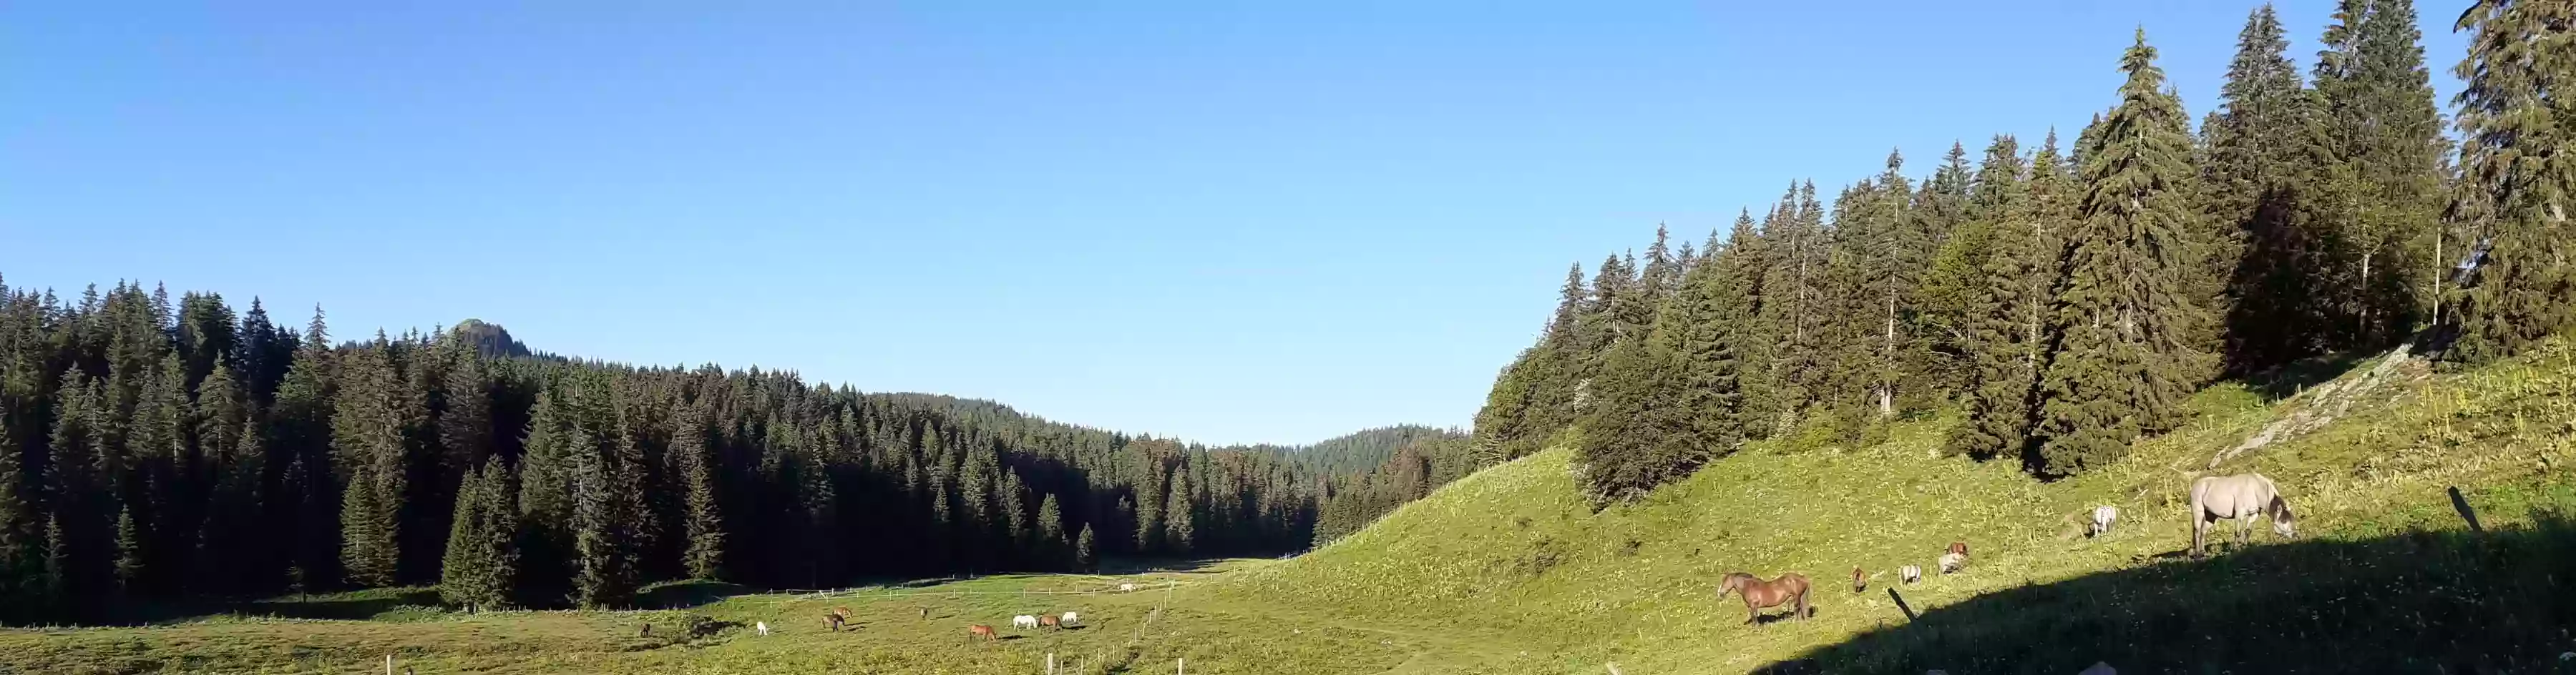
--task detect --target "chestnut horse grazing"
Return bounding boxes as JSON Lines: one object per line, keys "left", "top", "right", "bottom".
{"left": 967, "top": 624, "right": 997, "bottom": 642}
{"left": 1850, "top": 566, "right": 1867, "bottom": 593}
{"left": 1039, "top": 614, "right": 1060, "bottom": 629}
{"left": 1717, "top": 572, "right": 1810, "bottom": 624}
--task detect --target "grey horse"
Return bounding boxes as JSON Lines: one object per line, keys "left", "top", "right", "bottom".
{"left": 2190, "top": 473, "right": 2296, "bottom": 557}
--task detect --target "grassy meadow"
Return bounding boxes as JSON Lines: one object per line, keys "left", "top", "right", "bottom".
{"left": 8, "top": 340, "right": 2576, "bottom": 674}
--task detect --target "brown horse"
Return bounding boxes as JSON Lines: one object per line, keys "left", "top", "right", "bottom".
{"left": 831, "top": 606, "right": 854, "bottom": 619}
{"left": 1717, "top": 572, "right": 1810, "bottom": 624}
{"left": 967, "top": 624, "right": 997, "bottom": 642}
{"left": 1850, "top": 566, "right": 1866, "bottom": 593}
{"left": 1948, "top": 541, "right": 1968, "bottom": 557}
{"left": 1039, "top": 614, "right": 1060, "bottom": 629}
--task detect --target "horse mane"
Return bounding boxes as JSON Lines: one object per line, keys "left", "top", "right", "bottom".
{"left": 2269, "top": 494, "right": 2296, "bottom": 522}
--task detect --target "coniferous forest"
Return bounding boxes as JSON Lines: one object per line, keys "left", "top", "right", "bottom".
{"left": 0, "top": 284, "right": 1475, "bottom": 623}
{"left": 1476, "top": 1, "right": 2568, "bottom": 502}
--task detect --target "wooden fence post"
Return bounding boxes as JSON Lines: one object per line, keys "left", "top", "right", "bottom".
{"left": 1177, "top": 657, "right": 1185, "bottom": 674}
{"left": 2449, "top": 486, "right": 2484, "bottom": 533}
{"left": 384, "top": 654, "right": 394, "bottom": 675}
{"left": 1887, "top": 588, "right": 1917, "bottom": 621}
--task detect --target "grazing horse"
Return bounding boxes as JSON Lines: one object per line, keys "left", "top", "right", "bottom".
{"left": 920, "top": 607, "right": 932, "bottom": 621}
{"left": 1060, "top": 611, "right": 1079, "bottom": 627}
{"left": 1118, "top": 583, "right": 1137, "bottom": 593}
{"left": 1039, "top": 614, "right": 1060, "bottom": 629}
{"left": 967, "top": 624, "right": 997, "bottom": 642}
{"left": 755, "top": 621, "right": 770, "bottom": 636}
{"left": 1938, "top": 541, "right": 1968, "bottom": 574}
{"left": 832, "top": 606, "right": 854, "bottom": 620}
{"left": 1850, "top": 566, "right": 1867, "bottom": 593}
{"left": 2091, "top": 506, "right": 2119, "bottom": 537}
{"left": 1898, "top": 564, "right": 1922, "bottom": 584}
{"left": 1012, "top": 614, "right": 1041, "bottom": 630}
{"left": 1716, "top": 572, "right": 1810, "bottom": 624}
{"left": 2191, "top": 473, "right": 2296, "bottom": 557}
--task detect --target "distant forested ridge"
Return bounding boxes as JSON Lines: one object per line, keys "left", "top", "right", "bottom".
{"left": 1475, "top": 1, "right": 2564, "bottom": 502}
{"left": 0, "top": 280, "right": 1453, "bottom": 621}
{"left": 1269, "top": 425, "right": 1464, "bottom": 476}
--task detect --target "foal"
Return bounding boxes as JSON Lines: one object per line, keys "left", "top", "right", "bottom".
{"left": 1717, "top": 572, "right": 1811, "bottom": 625}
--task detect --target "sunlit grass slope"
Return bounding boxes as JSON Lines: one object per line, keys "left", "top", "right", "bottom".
{"left": 1224, "top": 340, "right": 2576, "bottom": 673}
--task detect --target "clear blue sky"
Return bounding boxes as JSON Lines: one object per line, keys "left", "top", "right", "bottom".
{"left": 0, "top": 1, "right": 2467, "bottom": 446}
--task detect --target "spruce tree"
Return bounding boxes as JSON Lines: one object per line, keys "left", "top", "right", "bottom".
{"left": 2316, "top": 0, "right": 2446, "bottom": 346}
{"left": 2212, "top": 4, "right": 2338, "bottom": 373}
{"left": 1162, "top": 470, "right": 1194, "bottom": 556}
{"left": 1671, "top": 232, "right": 1751, "bottom": 455}
{"left": 1574, "top": 292, "right": 1703, "bottom": 503}
{"left": 2451, "top": 1, "right": 2576, "bottom": 362}
{"left": 440, "top": 460, "right": 516, "bottom": 612}
{"left": 1857, "top": 149, "right": 1926, "bottom": 416}
{"left": 1073, "top": 523, "right": 1097, "bottom": 572}
{"left": 2034, "top": 31, "right": 2212, "bottom": 477}
{"left": 1758, "top": 182, "right": 1831, "bottom": 411}
{"left": 1949, "top": 135, "right": 2053, "bottom": 460}
{"left": 569, "top": 427, "right": 635, "bottom": 609}
{"left": 112, "top": 503, "right": 142, "bottom": 597}
{"left": 437, "top": 353, "right": 493, "bottom": 473}
{"left": 0, "top": 413, "right": 29, "bottom": 619}
{"left": 333, "top": 340, "right": 406, "bottom": 588}
{"left": 1712, "top": 211, "right": 1778, "bottom": 435}
{"left": 1035, "top": 493, "right": 1065, "bottom": 569}
{"left": 675, "top": 400, "right": 726, "bottom": 581}
{"left": 1133, "top": 470, "right": 1162, "bottom": 554}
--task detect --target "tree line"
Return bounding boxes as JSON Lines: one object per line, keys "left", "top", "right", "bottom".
{"left": 1475, "top": 1, "right": 2565, "bottom": 502}
{"left": 0, "top": 282, "right": 1455, "bottom": 622}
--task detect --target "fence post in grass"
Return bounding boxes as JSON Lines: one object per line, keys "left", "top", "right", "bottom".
{"left": 2449, "top": 486, "right": 2484, "bottom": 533}
{"left": 384, "top": 654, "right": 394, "bottom": 675}
{"left": 1047, "top": 652, "right": 1055, "bottom": 674}
{"left": 1887, "top": 588, "right": 1917, "bottom": 621}
{"left": 1178, "top": 657, "right": 1185, "bottom": 675}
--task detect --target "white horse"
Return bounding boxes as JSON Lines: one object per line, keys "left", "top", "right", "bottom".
{"left": 1013, "top": 614, "right": 1040, "bottom": 630}
{"left": 755, "top": 621, "right": 770, "bottom": 636}
{"left": 1898, "top": 564, "right": 1922, "bottom": 584}
{"left": 1059, "top": 611, "right": 1079, "bottom": 627}
{"left": 2090, "top": 506, "right": 2119, "bottom": 537}
{"left": 1937, "top": 551, "right": 1966, "bottom": 574}
{"left": 2191, "top": 473, "right": 2296, "bottom": 557}
{"left": 1118, "top": 583, "right": 1136, "bottom": 593}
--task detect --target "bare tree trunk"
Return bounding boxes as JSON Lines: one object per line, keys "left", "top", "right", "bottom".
{"left": 1882, "top": 289, "right": 1898, "bottom": 417}
{"left": 2359, "top": 250, "right": 2373, "bottom": 343}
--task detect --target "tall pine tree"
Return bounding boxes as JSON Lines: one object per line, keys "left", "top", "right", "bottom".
{"left": 2034, "top": 31, "right": 2214, "bottom": 477}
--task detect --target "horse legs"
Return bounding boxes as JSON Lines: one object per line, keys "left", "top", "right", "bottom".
{"left": 2190, "top": 516, "right": 2206, "bottom": 558}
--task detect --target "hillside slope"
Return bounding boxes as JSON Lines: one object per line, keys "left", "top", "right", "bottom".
{"left": 1219, "top": 340, "right": 2576, "bottom": 674}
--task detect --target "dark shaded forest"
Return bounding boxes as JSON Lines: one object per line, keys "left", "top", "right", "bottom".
{"left": 0, "top": 282, "right": 1470, "bottom": 621}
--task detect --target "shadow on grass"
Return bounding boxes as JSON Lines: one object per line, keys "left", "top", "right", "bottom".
{"left": 1759, "top": 511, "right": 2576, "bottom": 674}
{"left": 235, "top": 588, "right": 442, "bottom": 621}
{"left": 1093, "top": 558, "right": 1231, "bottom": 575}
{"left": 2245, "top": 351, "right": 2374, "bottom": 402}
{"left": 636, "top": 580, "right": 756, "bottom": 609}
